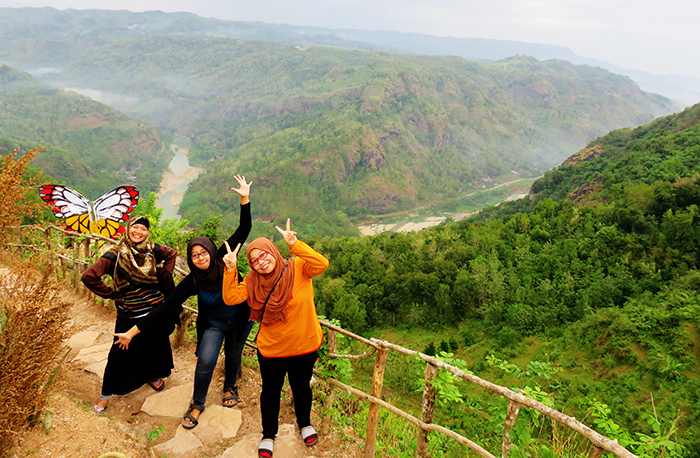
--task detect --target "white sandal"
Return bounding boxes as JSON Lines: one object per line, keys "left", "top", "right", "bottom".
{"left": 258, "top": 438, "right": 274, "bottom": 458}
{"left": 301, "top": 425, "right": 318, "bottom": 446}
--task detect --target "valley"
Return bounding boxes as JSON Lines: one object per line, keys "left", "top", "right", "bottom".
{"left": 1, "top": 7, "right": 699, "bottom": 457}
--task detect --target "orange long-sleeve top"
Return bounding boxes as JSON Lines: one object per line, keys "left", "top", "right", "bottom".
{"left": 223, "top": 239, "right": 329, "bottom": 358}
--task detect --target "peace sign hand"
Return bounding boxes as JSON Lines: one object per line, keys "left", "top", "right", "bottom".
{"left": 275, "top": 218, "right": 297, "bottom": 248}
{"left": 223, "top": 241, "right": 241, "bottom": 271}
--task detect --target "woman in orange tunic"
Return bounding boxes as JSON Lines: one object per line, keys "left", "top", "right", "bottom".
{"left": 222, "top": 218, "right": 328, "bottom": 458}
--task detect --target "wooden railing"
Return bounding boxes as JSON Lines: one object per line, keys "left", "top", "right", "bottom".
{"left": 4, "top": 225, "right": 638, "bottom": 458}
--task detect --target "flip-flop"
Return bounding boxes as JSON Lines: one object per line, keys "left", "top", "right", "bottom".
{"left": 148, "top": 378, "right": 165, "bottom": 391}
{"left": 92, "top": 404, "right": 107, "bottom": 414}
{"left": 182, "top": 404, "right": 204, "bottom": 429}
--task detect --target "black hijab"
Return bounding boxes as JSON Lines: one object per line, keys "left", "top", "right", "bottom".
{"left": 187, "top": 236, "right": 226, "bottom": 292}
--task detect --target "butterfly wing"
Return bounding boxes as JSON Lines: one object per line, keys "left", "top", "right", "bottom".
{"left": 93, "top": 186, "right": 139, "bottom": 223}
{"left": 93, "top": 186, "right": 139, "bottom": 239}
{"left": 95, "top": 219, "right": 126, "bottom": 239}
{"left": 39, "top": 185, "right": 138, "bottom": 239}
{"left": 38, "top": 185, "right": 91, "bottom": 219}
{"left": 64, "top": 214, "right": 93, "bottom": 233}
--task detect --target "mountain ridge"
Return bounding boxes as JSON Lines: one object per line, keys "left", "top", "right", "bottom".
{"left": 1, "top": 6, "right": 695, "bottom": 107}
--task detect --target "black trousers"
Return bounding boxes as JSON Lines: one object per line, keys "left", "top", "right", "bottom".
{"left": 257, "top": 349, "right": 318, "bottom": 439}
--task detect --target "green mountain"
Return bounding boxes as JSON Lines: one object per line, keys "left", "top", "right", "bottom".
{"left": 529, "top": 102, "right": 700, "bottom": 204}
{"left": 1, "top": 6, "right": 697, "bottom": 108}
{"left": 21, "top": 38, "right": 676, "bottom": 234}
{"left": 0, "top": 8, "right": 677, "bottom": 236}
{"left": 0, "top": 65, "right": 168, "bottom": 198}
{"left": 307, "top": 104, "right": 700, "bottom": 455}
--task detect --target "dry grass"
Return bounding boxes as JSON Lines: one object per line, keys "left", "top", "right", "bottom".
{"left": 0, "top": 259, "right": 69, "bottom": 455}
{"left": 0, "top": 147, "right": 45, "bottom": 242}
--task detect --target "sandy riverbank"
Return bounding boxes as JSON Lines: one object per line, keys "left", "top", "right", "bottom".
{"left": 358, "top": 211, "right": 479, "bottom": 236}
{"left": 157, "top": 145, "right": 202, "bottom": 197}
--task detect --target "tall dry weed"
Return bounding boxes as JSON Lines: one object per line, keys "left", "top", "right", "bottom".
{"left": 0, "top": 260, "right": 69, "bottom": 455}
{"left": 0, "top": 146, "right": 44, "bottom": 242}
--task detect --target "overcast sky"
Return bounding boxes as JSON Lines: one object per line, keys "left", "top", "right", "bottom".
{"left": 3, "top": 0, "right": 699, "bottom": 79}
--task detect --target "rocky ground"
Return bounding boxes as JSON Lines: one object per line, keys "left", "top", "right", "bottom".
{"left": 9, "top": 286, "right": 365, "bottom": 458}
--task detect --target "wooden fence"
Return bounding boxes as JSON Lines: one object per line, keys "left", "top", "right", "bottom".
{"left": 4, "top": 224, "right": 638, "bottom": 458}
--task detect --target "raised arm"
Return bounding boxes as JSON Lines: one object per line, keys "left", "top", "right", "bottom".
{"left": 217, "top": 175, "right": 252, "bottom": 258}
{"left": 290, "top": 240, "right": 329, "bottom": 279}
{"left": 276, "top": 218, "right": 329, "bottom": 278}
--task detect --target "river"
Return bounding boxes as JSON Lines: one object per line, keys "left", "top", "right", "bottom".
{"left": 156, "top": 138, "right": 203, "bottom": 220}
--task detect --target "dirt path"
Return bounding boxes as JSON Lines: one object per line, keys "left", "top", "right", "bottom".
{"left": 9, "top": 282, "right": 363, "bottom": 457}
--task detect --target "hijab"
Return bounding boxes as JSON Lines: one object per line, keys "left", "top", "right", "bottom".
{"left": 245, "top": 237, "right": 295, "bottom": 324}
{"left": 107, "top": 216, "right": 158, "bottom": 290}
{"left": 187, "top": 236, "right": 226, "bottom": 292}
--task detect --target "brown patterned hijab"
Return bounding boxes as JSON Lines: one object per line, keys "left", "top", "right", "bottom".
{"left": 107, "top": 216, "right": 158, "bottom": 291}
{"left": 245, "top": 238, "right": 295, "bottom": 324}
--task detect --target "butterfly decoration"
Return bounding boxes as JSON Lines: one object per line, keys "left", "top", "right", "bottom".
{"left": 38, "top": 185, "right": 139, "bottom": 239}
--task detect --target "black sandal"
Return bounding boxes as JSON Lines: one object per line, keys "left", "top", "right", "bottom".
{"left": 223, "top": 386, "right": 239, "bottom": 408}
{"left": 148, "top": 378, "right": 166, "bottom": 391}
{"left": 181, "top": 403, "right": 204, "bottom": 429}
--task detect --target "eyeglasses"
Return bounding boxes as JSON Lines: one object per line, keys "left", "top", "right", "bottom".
{"left": 191, "top": 251, "right": 210, "bottom": 261}
{"left": 249, "top": 251, "right": 269, "bottom": 267}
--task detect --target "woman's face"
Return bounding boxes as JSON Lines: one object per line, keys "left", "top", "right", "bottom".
{"left": 190, "top": 244, "right": 211, "bottom": 270}
{"left": 249, "top": 248, "right": 275, "bottom": 274}
{"left": 128, "top": 223, "right": 149, "bottom": 244}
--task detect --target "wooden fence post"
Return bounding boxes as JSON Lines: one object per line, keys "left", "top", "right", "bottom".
{"left": 416, "top": 362, "right": 438, "bottom": 457}
{"left": 322, "top": 329, "right": 338, "bottom": 433}
{"left": 364, "top": 346, "right": 389, "bottom": 458}
{"left": 502, "top": 398, "right": 522, "bottom": 458}
{"left": 81, "top": 237, "right": 91, "bottom": 295}
{"left": 73, "top": 239, "right": 81, "bottom": 290}
{"left": 42, "top": 227, "right": 53, "bottom": 272}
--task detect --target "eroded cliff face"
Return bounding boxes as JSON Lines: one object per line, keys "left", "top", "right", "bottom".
{"left": 561, "top": 143, "right": 604, "bottom": 167}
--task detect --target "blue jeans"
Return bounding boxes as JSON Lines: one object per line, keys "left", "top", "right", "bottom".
{"left": 192, "top": 318, "right": 254, "bottom": 405}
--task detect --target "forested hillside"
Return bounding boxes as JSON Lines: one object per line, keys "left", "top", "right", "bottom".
{"left": 299, "top": 103, "right": 700, "bottom": 455}
{"left": 0, "top": 8, "right": 677, "bottom": 235}
{"left": 0, "top": 65, "right": 168, "bottom": 197}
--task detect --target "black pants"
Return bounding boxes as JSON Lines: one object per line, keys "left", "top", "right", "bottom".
{"left": 257, "top": 349, "right": 318, "bottom": 440}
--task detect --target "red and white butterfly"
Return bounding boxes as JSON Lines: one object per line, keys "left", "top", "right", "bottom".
{"left": 39, "top": 185, "right": 139, "bottom": 239}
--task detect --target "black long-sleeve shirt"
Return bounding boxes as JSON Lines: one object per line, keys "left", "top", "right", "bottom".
{"left": 137, "top": 202, "right": 251, "bottom": 336}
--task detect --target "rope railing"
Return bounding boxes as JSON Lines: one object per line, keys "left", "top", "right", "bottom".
{"left": 3, "top": 225, "right": 637, "bottom": 458}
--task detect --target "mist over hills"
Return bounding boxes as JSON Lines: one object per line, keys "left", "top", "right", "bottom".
{"left": 0, "top": 7, "right": 680, "bottom": 235}
{"left": 0, "top": 65, "right": 167, "bottom": 198}
{"left": 0, "top": 6, "right": 695, "bottom": 107}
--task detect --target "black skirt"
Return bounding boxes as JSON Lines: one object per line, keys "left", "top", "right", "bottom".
{"left": 101, "top": 316, "right": 174, "bottom": 396}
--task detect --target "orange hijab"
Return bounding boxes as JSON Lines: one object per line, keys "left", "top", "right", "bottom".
{"left": 245, "top": 238, "right": 295, "bottom": 325}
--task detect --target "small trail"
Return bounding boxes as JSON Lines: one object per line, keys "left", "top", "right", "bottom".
{"left": 9, "top": 272, "right": 362, "bottom": 458}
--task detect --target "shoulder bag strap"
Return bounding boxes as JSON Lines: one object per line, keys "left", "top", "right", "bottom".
{"left": 254, "top": 260, "right": 289, "bottom": 341}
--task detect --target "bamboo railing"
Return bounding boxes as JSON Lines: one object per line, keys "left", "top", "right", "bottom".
{"left": 4, "top": 224, "right": 637, "bottom": 458}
